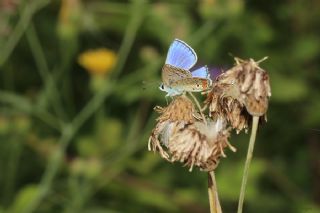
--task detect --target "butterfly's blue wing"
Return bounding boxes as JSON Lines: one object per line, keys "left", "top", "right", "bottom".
{"left": 191, "top": 66, "right": 209, "bottom": 78}
{"left": 165, "top": 39, "right": 197, "bottom": 70}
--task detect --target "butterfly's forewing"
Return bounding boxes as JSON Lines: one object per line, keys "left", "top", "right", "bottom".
{"left": 191, "top": 66, "right": 209, "bottom": 78}
{"left": 162, "top": 64, "right": 192, "bottom": 85}
{"left": 170, "top": 77, "right": 212, "bottom": 92}
{"left": 165, "top": 39, "right": 197, "bottom": 70}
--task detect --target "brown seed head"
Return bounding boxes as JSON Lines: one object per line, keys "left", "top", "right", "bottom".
{"left": 148, "top": 96, "right": 196, "bottom": 160}
{"left": 205, "top": 57, "right": 271, "bottom": 132}
{"left": 234, "top": 58, "right": 271, "bottom": 116}
{"left": 206, "top": 83, "right": 249, "bottom": 132}
{"left": 168, "top": 118, "right": 235, "bottom": 172}
{"left": 148, "top": 95, "right": 235, "bottom": 172}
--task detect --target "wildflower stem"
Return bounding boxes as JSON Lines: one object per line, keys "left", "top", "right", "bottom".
{"left": 19, "top": 1, "right": 146, "bottom": 212}
{"left": 111, "top": 0, "right": 147, "bottom": 79}
{"left": 0, "top": 90, "right": 61, "bottom": 130}
{"left": 26, "top": 23, "right": 67, "bottom": 122}
{"left": 0, "top": 0, "right": 50, "bottom": 67}
{"left": 188, "top": 92, "right": 207, "bottom": 126}
{"left": 208, "top": 171, "right": 222, "bottom": 213}
{"left": 237, "top": 115, "right": 259, "bottom": 213}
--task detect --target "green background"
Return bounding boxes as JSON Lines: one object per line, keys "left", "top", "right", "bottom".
{"left": 0, "top": 0, "right": 319, "bottom": 212}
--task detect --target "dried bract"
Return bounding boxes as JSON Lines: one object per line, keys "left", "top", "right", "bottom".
{"left": 148, "top": 96, "right": 196, "bottom": 160}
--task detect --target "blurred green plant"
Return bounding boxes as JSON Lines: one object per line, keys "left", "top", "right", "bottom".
{"left": 0, "top": 0, "right": 320, "bottom": 212}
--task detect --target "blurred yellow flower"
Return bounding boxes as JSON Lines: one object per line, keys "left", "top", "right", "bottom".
{"left": 78, "top": 48, "right": 117, "bottom": 75}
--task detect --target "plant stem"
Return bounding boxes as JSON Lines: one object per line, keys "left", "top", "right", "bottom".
{"left": 0, "top": 91, "right": 61, "bottom": 130}
{"left": 26, "top": 24, "right": 67, "bottom": 121}
{"left": 0, "top": 0, "right": 49, "bottom": 67}
{"left": 188, "top": 92, "right": 207, "bottom": 126}
{"left": 20, "top": 1, "right": 146, "bottom": 212}
{"left": 237, "top": 116, "right": 259, "bottom": 213}
{"left": 208, "top": 171, "right": 222, "bottom": 213}
{"left": 22, "top": 126, "right": 74, "bottom": 213}
{"left": 111, "top": 0, "right": 146, "bottom": 79}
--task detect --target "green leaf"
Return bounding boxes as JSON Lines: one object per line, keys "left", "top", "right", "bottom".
{"left": 8, "top": 185, "right": 39, "bottom": 213}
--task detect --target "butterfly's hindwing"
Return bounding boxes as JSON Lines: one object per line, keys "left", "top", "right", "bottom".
{"left": 170, "top": 77, "right": 212, "bottom": 92}
{"left": 191, "top": 65, "right": 209, "bottom": 78}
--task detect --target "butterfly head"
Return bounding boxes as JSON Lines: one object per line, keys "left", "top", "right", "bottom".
{"left": 159, "top": 83, "right": 184, "bottom": 97}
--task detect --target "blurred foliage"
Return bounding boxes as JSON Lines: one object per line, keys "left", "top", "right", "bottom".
{"left": 0, "top": 0, "right": 320, "bottom": 212}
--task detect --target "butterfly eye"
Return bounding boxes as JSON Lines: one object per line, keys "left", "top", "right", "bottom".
{"left": 159, "top": 84, "right": 165, "bottom": 91}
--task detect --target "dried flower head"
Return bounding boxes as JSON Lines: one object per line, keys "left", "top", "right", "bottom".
{"left": 168, "top": 118, "right": 235, "bottom": 172}
{"left": 206, "top": 83, "right": 249, "bottom": 133}
{"left": 148, "top": 95, "right": 235, "bottom": 171}
{"left": 148, "top": 95, "right": 196, "bottom": 159}
{"left": 235, "top": 58, "right": 271, "bottom": 116}
{"left": 206, "top": 57, "right": 271, "bottom": 132}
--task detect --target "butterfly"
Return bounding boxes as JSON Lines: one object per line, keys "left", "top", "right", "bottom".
{"left": 159, "top": 39, "right": 212, "bottom": 97}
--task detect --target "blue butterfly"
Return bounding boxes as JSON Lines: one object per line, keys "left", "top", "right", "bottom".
{"left": 159, "top": 39, "right": 212, "bottom": 96}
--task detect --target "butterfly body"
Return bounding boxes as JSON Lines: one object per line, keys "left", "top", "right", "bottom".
{"left": 160, "top": 39, "right": 212, "bottom": 97}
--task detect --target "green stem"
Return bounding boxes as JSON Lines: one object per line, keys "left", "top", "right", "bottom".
{"left": 64, "top": 177, "right": 93, "bottom": 213}
{"left": 208, "top": 171, "right": 222, "bottom": 213}
{"left": 3, "top": 135, "right": 23, "bottom": 205}
{"left": 20, "top": 1, "right": 146, "bottom": 212}
{"left": 66, "top": 99, "right": 153, "bottom": 211}
{"left": 237, "top": 116, "right": 260, "bottom": 213}
{"left": 0, "top": 91, "right": 61, "bottom": 130}
{"left": 111, "top": 0, "right": 147, "bottom": 79}
{"left": 22, "top": 126, "right": 74, "bottom": 213}
{"left": 26, "top": 24, "right": 67, "bottom": 121}
{"left": 0, "top": 0, "right": 49, "bottom": 67}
